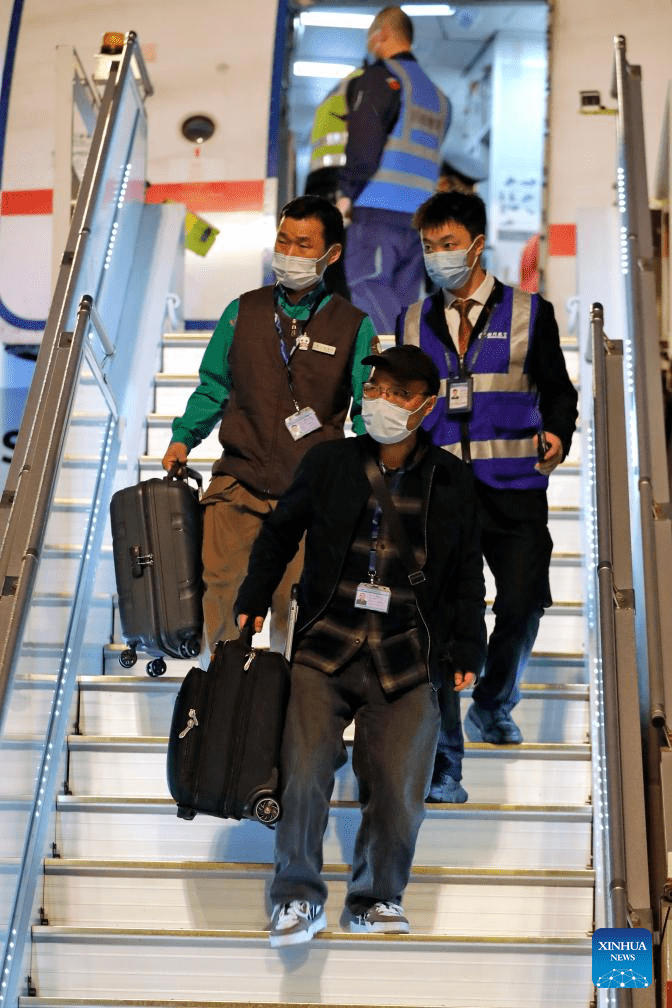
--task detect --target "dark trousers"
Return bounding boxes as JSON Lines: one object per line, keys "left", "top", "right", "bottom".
{"left": 344, "top": 206, "right": 425, "bottom": 335}
{"left": 434, "top": 485, "right": 553, "bottom": 778}
{"left": 270, "top": 649, "right": 439, "bottom": 911}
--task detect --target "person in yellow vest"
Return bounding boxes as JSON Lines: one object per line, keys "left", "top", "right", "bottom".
{"left": 304, "top": 68, "right": 364, "bottom": 300}
{"left": 305, "top": 67, "right": 364, "bottom": 203}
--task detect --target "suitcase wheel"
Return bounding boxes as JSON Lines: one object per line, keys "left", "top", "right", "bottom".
{"left": 252, "top": 796, "right": 281, "bottom": 825}
{"left": 179, "top": 637, "right": 200, "bottom": 659}
{"left": 119, "top": 648, "right": 137, "bottom": 669}
{"left": 176, "top": 805, "right": 197, "bottom": 820}
{"left": 146, "top": 657, "right": 167, "bottom": 677}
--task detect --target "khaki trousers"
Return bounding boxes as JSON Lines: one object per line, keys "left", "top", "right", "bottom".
{"left": 201, "top": 474, "right": 305, "bottom": 653}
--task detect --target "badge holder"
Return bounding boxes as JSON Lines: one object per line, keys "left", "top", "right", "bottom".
{"left": 446, "top": 377, "right": 473, "bottom": 414}
{"left": 285, "top": 406, "right": 322, "bottom": 441}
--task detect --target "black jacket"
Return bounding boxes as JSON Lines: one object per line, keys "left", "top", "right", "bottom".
{"left": 235, "top": 432, "right": 487, "bottom": 682}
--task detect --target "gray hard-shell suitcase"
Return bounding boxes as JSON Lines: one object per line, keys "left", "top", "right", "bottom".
{"left": 166, "top": 593, "right": 298, "bottom": 826}
{"left": 110, "top": 466, "right": 203, "bottom": 677}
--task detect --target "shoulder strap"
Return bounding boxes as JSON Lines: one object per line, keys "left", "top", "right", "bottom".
{"left": 363, "top": 456, "right": 426, "bottom": 589}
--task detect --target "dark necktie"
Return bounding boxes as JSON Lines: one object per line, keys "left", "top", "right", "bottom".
{"left": 454, "top": 299, "right": 476, "bottom": 356}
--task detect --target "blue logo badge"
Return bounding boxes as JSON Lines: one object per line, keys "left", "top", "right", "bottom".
{"left": 592, "top": 928, "right": 652, "bottom": 988}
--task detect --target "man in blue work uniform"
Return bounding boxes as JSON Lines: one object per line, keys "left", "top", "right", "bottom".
{"left": 337, "top": 6, "right": 450, "bottom": 335}
{"left": 398, "top": 191, "right": 578, "bottom": 802}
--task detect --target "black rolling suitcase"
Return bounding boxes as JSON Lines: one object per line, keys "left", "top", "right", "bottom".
{"left": 166, "top": 595, "right": 297, "bottom": 826}
{"left": 110, "top": 466, "right": 203, "bottom": 677}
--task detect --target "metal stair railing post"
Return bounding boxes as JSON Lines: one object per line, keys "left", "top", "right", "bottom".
{"left": 612, "top": 34, "right": 672, "bottom": 996}
{"left": 591, "top": 303, "right": 655, "bottom": 1008}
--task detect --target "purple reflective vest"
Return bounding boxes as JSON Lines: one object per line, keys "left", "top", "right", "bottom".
{"left": 401, "top": 284, "right": 548, "bottom": 490}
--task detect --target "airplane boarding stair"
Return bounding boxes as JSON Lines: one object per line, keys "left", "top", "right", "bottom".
{"left": 19, "top": 333, "right": 595, "bottom": 1008}
{"left": 5, "top": 28, "right": 669, "bottom": 1008}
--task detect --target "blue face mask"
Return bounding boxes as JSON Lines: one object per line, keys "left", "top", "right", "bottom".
{"left": 423, "top": 236, "right": 482, "bottom": 291}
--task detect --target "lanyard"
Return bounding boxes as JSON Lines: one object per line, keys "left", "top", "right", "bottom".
{"left": 368, "top": 466, "right": 404, "bottom": 583}
{"left": 444, "top": 331, "right": 489, "bottom": 381}
{"left": 273, "top": 290, "right": 322, "bottom": 409}
{"left": 445, "top": 289, "right": 500, "bottom": 378}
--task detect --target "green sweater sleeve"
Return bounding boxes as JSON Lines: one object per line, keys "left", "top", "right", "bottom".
{"left": 349, "top": 314, "right": 375, "bottom": 435}
{"left": 170, "top": 299, "right": 237, "bottom": 450}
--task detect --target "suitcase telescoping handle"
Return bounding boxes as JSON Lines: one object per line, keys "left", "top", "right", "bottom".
{"left": 167, "top": 462, "right": 203, "bottom": 490}
{"left": 238, "top": 584, "right": 299, "bottom": 662}
{"left": 284, "top": 584, "right": 299, "bottom": 662}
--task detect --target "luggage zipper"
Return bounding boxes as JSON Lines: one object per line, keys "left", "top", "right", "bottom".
{"left": 178, "top": 708, "right": 199, "bottom": 738}
{"left": 222, "top": 646, "right": 256, "bottom": 816}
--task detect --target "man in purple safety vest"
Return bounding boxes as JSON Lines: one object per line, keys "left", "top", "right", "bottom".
{"left": 397, "top": 191, "right": 578, "bottom": 803}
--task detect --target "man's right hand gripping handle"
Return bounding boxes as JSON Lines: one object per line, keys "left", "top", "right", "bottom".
{"left": 162, "top": 441, "right": 189, "bottom": 472}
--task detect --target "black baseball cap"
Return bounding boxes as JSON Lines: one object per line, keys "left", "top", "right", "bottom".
{"left": 362, "top": 345, "right": 440, "bottom": 397}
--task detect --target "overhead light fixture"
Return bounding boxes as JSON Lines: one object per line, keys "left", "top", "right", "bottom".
{"left": 298, "top": 12, "right": 374, "bottom": 29}
{"left": 401, "top": 4, "right": 456, "bottom": 14}
{"left": 293, "top": 61, "right": 357, "bottom": 79}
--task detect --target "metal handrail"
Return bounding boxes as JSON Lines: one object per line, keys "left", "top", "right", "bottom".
{"left": 0, "top": 33, "right": 151, "bottom": 1006}
{"left": 0, "top": 32, "right": 143, "bottom": 717}
{"left": 0, "top": 295, "right": 120, "bottom": 1007}
{"left": 592, "top": 304, "right": 630, "bottom": 941}
{"left": 614, "top": 34, "right": 672, "bottom": 729}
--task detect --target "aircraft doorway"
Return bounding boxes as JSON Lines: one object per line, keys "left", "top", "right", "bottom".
{"left": 284, "top": 1, "right": 549, "bottom": 288}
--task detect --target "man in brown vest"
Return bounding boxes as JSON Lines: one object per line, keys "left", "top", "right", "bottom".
{"left": 162, "top": 196, "right": 376, "bottom": 653}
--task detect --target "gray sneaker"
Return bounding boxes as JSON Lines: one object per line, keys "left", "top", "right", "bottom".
{"left": 348, "top": 901, "right": 409, "bottom": 934}
{"left": 269, "top": 900, "right": 327, "bottom": 947}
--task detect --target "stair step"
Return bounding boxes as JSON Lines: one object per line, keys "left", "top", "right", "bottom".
{"left": 64, "top": 735, "right": 591, "bottom": 804}
{"left": 75, "top": 674, "right": 589, "bottom": 743}
{"left": 29, "top": 926, "right": 592, "bottom": 1007}
{"left": 42, "top": 858, "right": 594, "bottom": 936}
{"left": 54, "top": 797, "right": 592, "bottom": 870}
{"left": 98, "top": 643, "right": 588, "bottom": 683}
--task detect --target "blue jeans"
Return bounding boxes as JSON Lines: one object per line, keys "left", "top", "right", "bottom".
{"left": 344, "top": 207, "right": 425, "bottom": 335}
{"left": 270, "top": 649, "right": 440, "bottom": 911}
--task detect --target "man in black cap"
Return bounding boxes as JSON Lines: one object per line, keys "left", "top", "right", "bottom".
{"left": 236, "top": 345, "right": 486, "bottom": 946}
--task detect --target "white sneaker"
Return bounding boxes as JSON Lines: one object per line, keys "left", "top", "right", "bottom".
{"left": 348, "top": 900, "right": 409, "bottom": 934}
{"left": 269, "top": 900, "right": 327, "bottom": 947}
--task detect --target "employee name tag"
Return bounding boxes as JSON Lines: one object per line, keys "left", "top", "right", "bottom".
{"left": 447, "top": 378, "right": 473, "bottom": 413}
{"left": 354, "top": 582, "right": 391, "bottom": 613}
{"left": 312, "top": 341, "right": 336, "bottom": 355}
{"left": 285, "top": 406, "right": 322, "bottom": 441}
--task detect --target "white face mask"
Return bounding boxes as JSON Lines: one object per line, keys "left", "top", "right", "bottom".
{"left": 272, "top": 247, "right": 332, "bottom": 291}
{"left": 361, "top": 396, "right": 429, "bottom": 445}
{"left": 423, "top": 235, "right": 482, "bottom": 291}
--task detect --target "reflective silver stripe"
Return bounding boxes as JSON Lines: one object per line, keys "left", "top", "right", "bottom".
{"left": 310, "top": 153, "right": 347, "bottom": 170}
{"left": 468, "top": 288, "right": 534, "bottom": 392}
{"left": 440, "top": 437, "right": 537, "bottom": 460}
{"left": 312, "top": 130, "right": 347, "bottom": 148}
{"left": 385, "top": 136, "right": 445, "bottom": 161}
{"left": 372, "top": 168, "right": 436, "bottom": 192}
{"left": 472, "top": 372, "right": 532, "bottom": 393}
{"left": 403, "top": 302, "right": 422, "bottom": 347}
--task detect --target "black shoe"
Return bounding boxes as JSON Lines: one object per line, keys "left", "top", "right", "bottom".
{"left": 426, "top": 770, "right": 468, "bottom": 803}
{"left": 464, "top": 703, "right": 523, "bottom": 745}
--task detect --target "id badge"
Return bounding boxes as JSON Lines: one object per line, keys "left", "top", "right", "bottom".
{"left": 447, "top": 378, "right": 473, "bottom": 414}
{"left": 354, "top": 582, "right": 391, "bottom": 613}
{"left": 285, "top": 406, "right": 322, "bottom": 441}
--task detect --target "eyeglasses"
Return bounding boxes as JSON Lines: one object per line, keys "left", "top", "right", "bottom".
{"left": 362, "top": 381, "right": 421, "bottom": 407}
